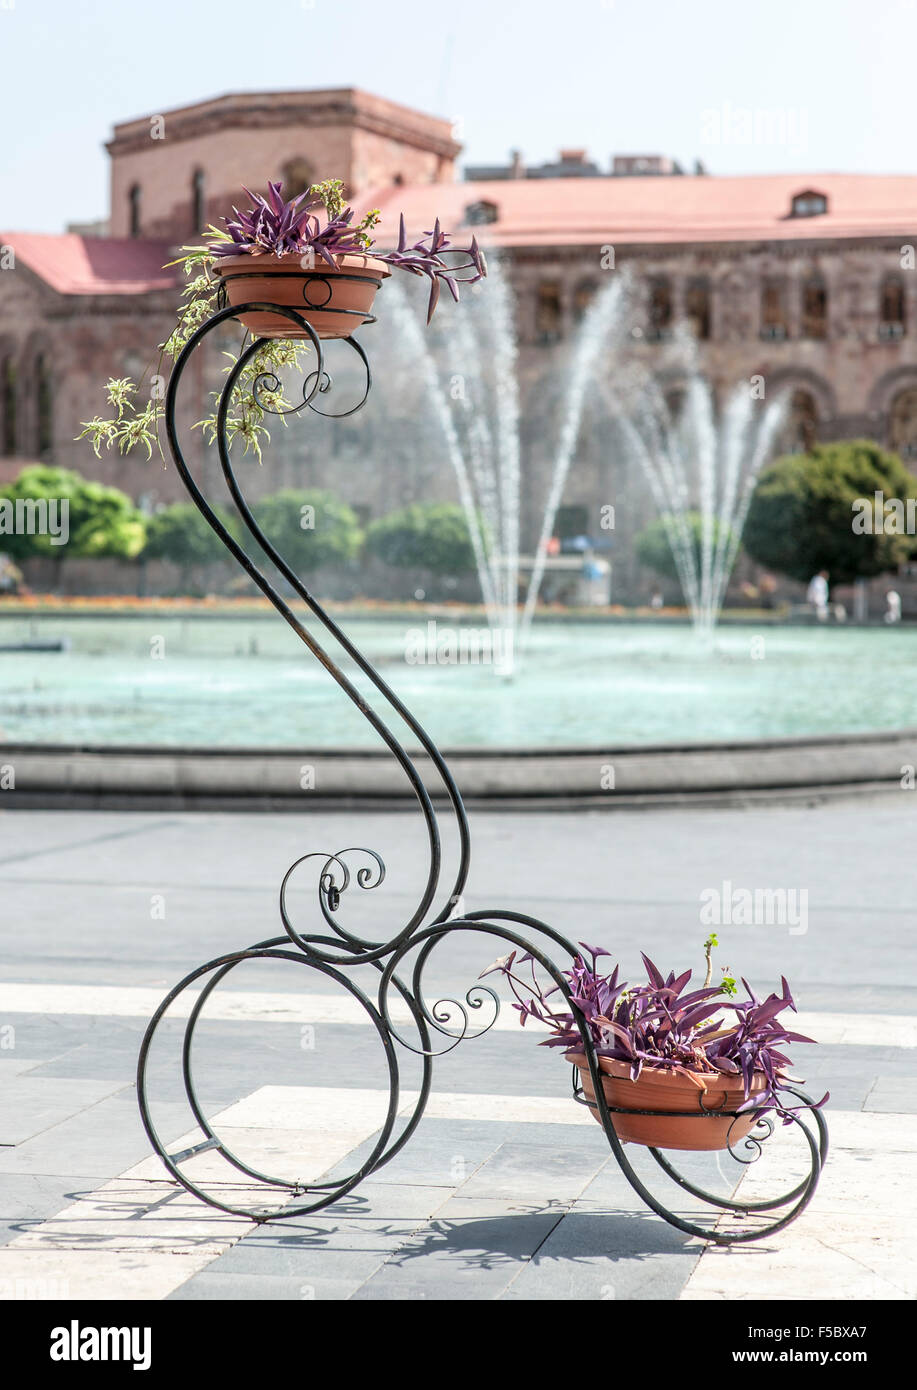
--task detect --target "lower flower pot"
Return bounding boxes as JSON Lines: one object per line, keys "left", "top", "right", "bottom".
{"left": 213, "top": 252, "right": 391, "bottom": 340}
{"left": 566, "top": 1051, "right": 767, "bottom": 1151}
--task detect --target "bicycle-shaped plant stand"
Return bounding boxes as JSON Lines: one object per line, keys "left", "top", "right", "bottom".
{"left": 138, "top": 294, "right": 828, "bottom": 1244}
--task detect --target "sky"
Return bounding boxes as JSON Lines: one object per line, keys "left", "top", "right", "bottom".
{"left": 1, "top": 0, "right": 916, "bottom": 233}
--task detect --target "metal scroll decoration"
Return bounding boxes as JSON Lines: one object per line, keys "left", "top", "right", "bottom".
{"left": 137, "top": 291, "right": 828, "bottom": 1243}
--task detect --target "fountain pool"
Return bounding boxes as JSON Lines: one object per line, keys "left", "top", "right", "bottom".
{"left": 1, "top": 612, "right": 915, "bottom": 750}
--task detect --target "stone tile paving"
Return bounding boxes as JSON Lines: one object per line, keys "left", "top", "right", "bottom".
{"left": 1, "top": 805, "right": 915, "bottom": 1299}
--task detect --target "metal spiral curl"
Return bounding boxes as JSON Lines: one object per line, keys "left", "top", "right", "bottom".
{"left": 138, "top": 296, "right": 829, "bottom": 1239}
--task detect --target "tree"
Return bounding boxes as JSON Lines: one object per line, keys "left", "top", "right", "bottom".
{"left": 634, "top": 511, "right": 736, "bottom": 585}
{"left": 743, "top": 441, "right": 917, "bottom": 585}
{"left": 252, "top": 489, "right": 362, "bottom": 572}
{"left": 0, "top": 465, "right": 146, "bottom": 565}
{"left": 144, "top": 503, "right": 239, "bottom": 589}
{"left": 366, "top": 502, "right": 477, "bottom": 575}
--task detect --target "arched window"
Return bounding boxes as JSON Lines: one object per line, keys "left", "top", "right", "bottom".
{"left": 880, "top": 274, "right": 906, "bottom": 339}
{"left": 36, "top": 354, "right": 52, "bottom": 457}
{"left": 784, "top": 389, "right": 818, "bottom": 453}
{"left": 1, "top": 359, "right": 15, "bottom": 456}
{"left": 191, "top": 169, "right": 205, "bottom": 233}
{"left": 647, "top": 278, "right": 672, "bottom": 339}
{"left": 761, "top": 280, "right": 788, "bottom": 339}
{"left": 889, "top": 387, "right": 917, "bottom": 459}
{"left": 790, "top": 190, "right": 828, "bottom": 218}
{"left": 535, "top": 281, "right": 562, "bottom": 344}
{"left": 465, "top": 199, "right": 498, "bottom": 226}
{"left": 572, "top": 279, "right": 598, "bottom": 322}
{"left": 664, "top": 386, "right": 686, "bottom": 421}
{"left": 801, "top": 275, "right": 828, "bottom": 340}
{"left": 280, "top": 158, "right": 315, "bottom": 199}
{"left": 128, "top": 184, "right": 141, "bottom": 238}
{"left": 684, "top": 278, "right": 711, "bottom": 340}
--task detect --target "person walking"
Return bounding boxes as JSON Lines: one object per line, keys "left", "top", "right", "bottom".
{"left": 806, "top": 569, "right": 829, "bottom": 622}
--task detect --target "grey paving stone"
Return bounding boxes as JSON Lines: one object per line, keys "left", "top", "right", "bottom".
{"left": 0, "top": 1077, "right": 128, "bottom": 1145}
{"left": 0, "top": 1095, "right": 193, "bottom": 1177}
{"left": 863, "top": 1076, "right": 917, "bottom": 1112}
{"left": 455, "top": 1140, "right": 609, "bottom": 1202}
{"left": 0, "top": 1173, "right": 100, "bottom": 1220}
{"left": 351, "top": 1203, "right": 564, "bottom": 1298}
{"left": 501, "top": 1208, "right": 700, "bottom": 1300}
{"left": 0, "top": 1058, "right": 43, "bottom": 1078}
{"left": 169, "top": 1271, "right": 364, "bottom": 1300}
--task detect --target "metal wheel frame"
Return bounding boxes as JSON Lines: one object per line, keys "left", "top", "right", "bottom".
{"left": 137, "top": 301, "right": 828, "bottom": 1242}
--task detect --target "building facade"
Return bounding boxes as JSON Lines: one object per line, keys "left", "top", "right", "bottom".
{"left": 3, "top": 89, "right": 917, "bottom": 599}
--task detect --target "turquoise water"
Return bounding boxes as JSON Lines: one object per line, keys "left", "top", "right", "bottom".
{"left": 0, "top": 613, "right": 915, "bottom": 748}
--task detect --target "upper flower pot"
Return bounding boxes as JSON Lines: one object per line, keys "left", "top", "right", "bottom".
{"left": 213, "top": 252, "right": 392, "bottom": 341}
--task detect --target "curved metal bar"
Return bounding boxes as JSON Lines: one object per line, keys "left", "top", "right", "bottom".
{"left": 141, "top": 298, "right": 829, "bottom": 1245}
{"left": 137, "top": 945, "right": 403, "bottom": 1220}
{"left": 208, "top": 326, "right": 471, "bottom": 942}
{"left": 165, "top": 305, "right": 456, "bottom": 962}
{"left": 168, "top": 933, "right": 436, "bottom": 1200}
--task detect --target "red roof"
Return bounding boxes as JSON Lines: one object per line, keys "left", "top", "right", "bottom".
{"left": 356, "top": 173, "right": 917, "bottom": 249}
{"left": 2, "top": 234, "right": 177, "bottom": 294}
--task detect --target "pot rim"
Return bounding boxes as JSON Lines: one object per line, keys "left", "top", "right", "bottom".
{"left": 211, "top": 251, "right": 392, "bottom": 278}
{"left": 564, "top": 1049, "right": 767, "bottom": 1093}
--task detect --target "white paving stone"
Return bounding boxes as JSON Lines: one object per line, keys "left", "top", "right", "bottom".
{"left": 682, "top": 1110, "right": 917, "bottom": 1300}
{"left": 0, "top": 983, "right": 912, "bottom": 1049}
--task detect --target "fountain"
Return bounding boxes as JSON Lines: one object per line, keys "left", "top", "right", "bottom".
{"left": 519, "top": 275, "right": 788, "bottom": 638}
{"left": 384, "top": 260, "right": 521, "bottom": 675}
{"left": 268, "top": 261, "right": 786, "bottom": 662}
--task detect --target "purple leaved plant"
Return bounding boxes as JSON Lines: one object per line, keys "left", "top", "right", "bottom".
{"left": 480, "top": 946, "right": 828, "bottom": 1122}
{"left": 208, "top": 182, "right": 486, "bottom": 322}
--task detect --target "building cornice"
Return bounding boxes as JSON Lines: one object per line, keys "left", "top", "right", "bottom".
{"left": 106, "top": 90, "right": 461, "bottom": 161}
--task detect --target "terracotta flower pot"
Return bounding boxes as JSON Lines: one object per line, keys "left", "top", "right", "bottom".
{"left": 213, "top": 252, "right": 391, "bottom": 340}
{"left": 566, "top": 1051, "right": 768, "bottom": 1151}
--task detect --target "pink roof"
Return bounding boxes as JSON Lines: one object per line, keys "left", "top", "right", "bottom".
{"left": 2, "top": 233, "right": 177, "bottom": 294}
{"left": 356, "top": 173, "right": 917, "bottom": 249}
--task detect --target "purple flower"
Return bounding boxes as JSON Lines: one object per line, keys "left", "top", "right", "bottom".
{"left": 479, "top": 948, "right": 828, "bottom": 1122}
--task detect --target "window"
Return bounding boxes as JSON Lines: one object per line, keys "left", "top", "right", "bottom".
{"left": 555, "top": 504, "right": 589, "bottom": 540}
{"left": 465, "top": 200, "right": 498, "bottom": 226}
{"left": 36, "top": 354, "right": 52, "bottom": 457}
{"left": 647, "top": 278, "right": 672, "bottom": 339}
{"left": 761, "top": 281, "right": 788, "bottom": 339}
{"left": 128, "top": 184, "right": 141, "bottom": 238}
{"left": 191, "top": 170, "right": 205, "bottom": 233}
{"left": 664, "top": 387, "right": 686, "bottom": 421}
{"left": 801, "top": 275, "right": 828, "bottom": 339}
{"left": 785, "top": 389, "right": 818, "bottom": 453}
{"left": 280, "top": 158, "right": 315, "bottom": 199}
{"left": 890, "top": 387, "right": 917, "bottom": 459}
{"left": 535, "top": 281, "right": 562, "bottom": 343}
{"left": 791, "top": 190, "right": 828, "bottom": 218}
{"left": 880, "top": 274, "right": 906, "bottom": 339}
{"left": 572, "top": 280, "right": 598, "bottom": 322}
{"left": 1, "top": 359, "right": 15, "bottom": 455}
{"left": 684, "top": 278, "right": 711, "bottom": 340}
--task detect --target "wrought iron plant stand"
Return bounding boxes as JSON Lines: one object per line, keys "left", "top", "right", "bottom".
{"left": 137, "top": 290, "right": 827, "bottom": 1244}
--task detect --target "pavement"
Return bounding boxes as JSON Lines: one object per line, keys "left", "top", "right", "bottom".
{"left": 0, "top": 800, "right": 915, "bottom": 1301}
